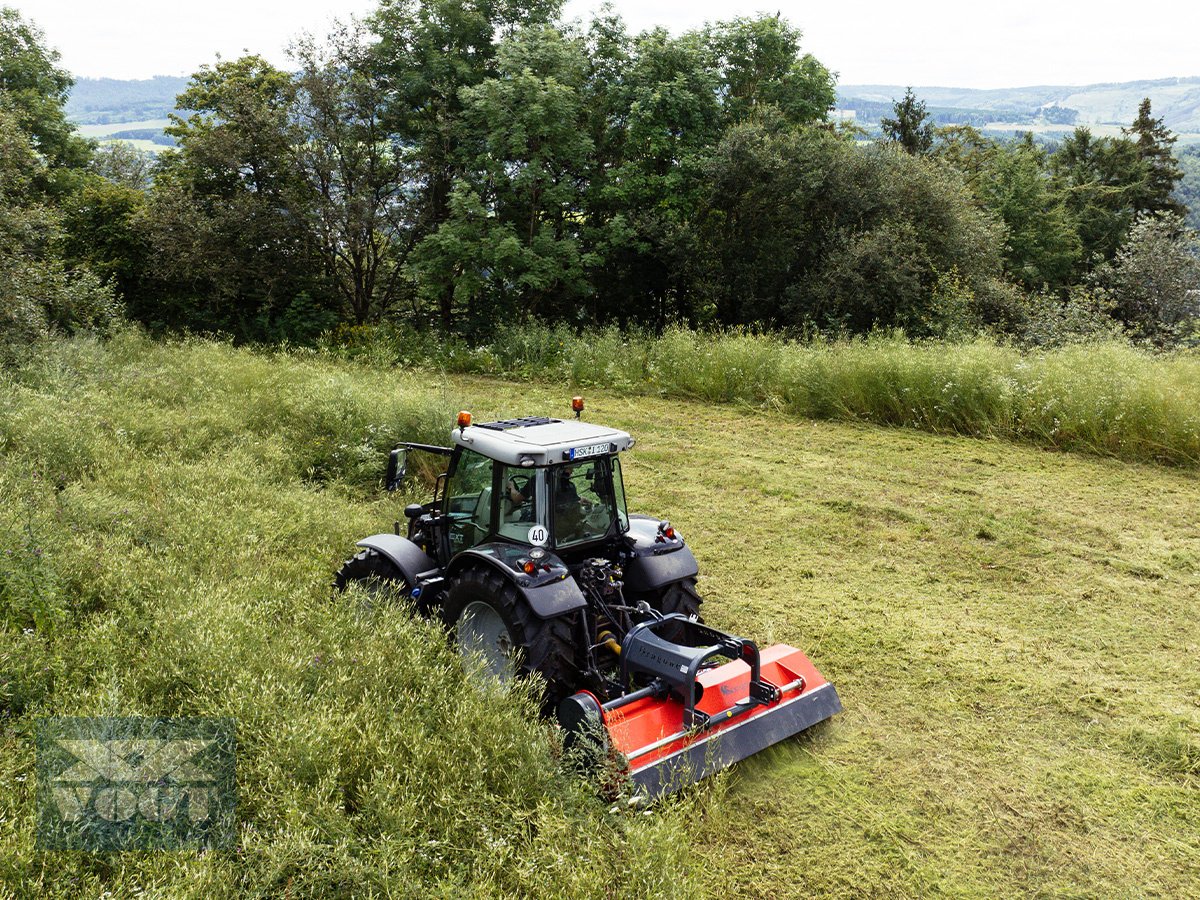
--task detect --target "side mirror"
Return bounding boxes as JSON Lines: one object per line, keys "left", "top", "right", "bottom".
{"left": 385, "top": 448, "right": 407, "bottom": 491}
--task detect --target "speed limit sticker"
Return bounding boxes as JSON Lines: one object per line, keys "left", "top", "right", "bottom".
{"left": 527, "top": 525, "right": 549, "bottom": 546}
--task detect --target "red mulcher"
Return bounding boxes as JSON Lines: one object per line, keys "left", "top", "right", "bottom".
{"left": 336, "top": 400, "right": 840, "bottom": 798}
{"left": 559, "top": 619, "right": 840, "bottom": 797}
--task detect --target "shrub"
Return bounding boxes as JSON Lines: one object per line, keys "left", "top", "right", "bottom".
{"left": 1091, "top": 214, "right": 1200, "bottom": 346}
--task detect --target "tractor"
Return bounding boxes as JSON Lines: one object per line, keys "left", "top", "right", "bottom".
{"left": 335, "top": 400, "right": 840, "bottom": 797}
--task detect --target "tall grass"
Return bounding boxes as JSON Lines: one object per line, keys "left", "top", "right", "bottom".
{"left": 325, "top": 324, "right": 1200, "bottom": 466}
{"left": 0, "top": 333, "right": 703, "bottom": 897}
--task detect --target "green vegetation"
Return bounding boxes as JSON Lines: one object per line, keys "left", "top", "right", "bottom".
{"left": 2, "top": 335, "right": 1197, "bottom": 895}
{"left": 323, "top": 324, "right": 1200, "bottom": 467}
{"left": 4, "top": 5, "right": 1197, "bottom": 894}
{"left": 1178, "top": 144, "right": 1200, "bottom": 230}
{"left": 5, "top": 4, "right": 1200, "bottom": 348}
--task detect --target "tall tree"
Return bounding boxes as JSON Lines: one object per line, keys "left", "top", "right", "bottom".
{"left": 291, "top": 21, "right": 416, "bottom": 326}
{"left": 978, "top": 140, "right": 1080, "bottom": 291}
{"left": 882, "top": 88, "right": 934, "bottom": 156}
{"left": 1049, "top": 126, "right": 1143, "bottom": 266}
{"left": 931, "top": 124, "right": 996, "bottom": 191}
{"left": 700, "top": 15, "right": 835, "bottom": 127}
{"left": 370, "top": 0, "right": 561, "bottom": 329}
{"left": 581, "top": 22, "right": 720, "bottom": 325}
{"left": 0, "top": 7, "right": 90, "bottom": 182}
{"left": 148, "top": 55, "right": 324, "bottom": 337}
{"left": 1124, "top": 98, "right": 1186, "bottom": 218}
{"left": 411, "top": 24, "right": 594, "bottom": 328}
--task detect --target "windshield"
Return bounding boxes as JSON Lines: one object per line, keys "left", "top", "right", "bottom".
{"left": 551, "top": 456, "right": 627, "bottom": 548}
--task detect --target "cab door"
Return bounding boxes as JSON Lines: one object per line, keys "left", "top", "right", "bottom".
{"left": 443, "top": 448, "right": 499, "bottom": 557}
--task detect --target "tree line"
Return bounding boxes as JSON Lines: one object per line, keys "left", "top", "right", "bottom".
{"left": 2, "top": 2, "right": 1198, "bottom": 353}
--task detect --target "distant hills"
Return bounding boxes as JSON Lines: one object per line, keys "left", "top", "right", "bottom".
{"left": 66, "top": 76, "right": 189, "bottom": 126}
{"left": 838, "top": 77, "right": 1200, "bottom": 141}
{"left": 67, "top": 74, "right": 1200, "bottom": 147}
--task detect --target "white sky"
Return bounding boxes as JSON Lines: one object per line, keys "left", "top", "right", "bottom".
{"left": 15, "top": 0, "right": 1200, "bottom": 88}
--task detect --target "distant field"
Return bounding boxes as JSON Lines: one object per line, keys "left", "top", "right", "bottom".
{"left": 1, "top": 334, "right": 1197, "bottom": 896}
{"left": 76, "top": 119, "right": 171, "bottom": 138}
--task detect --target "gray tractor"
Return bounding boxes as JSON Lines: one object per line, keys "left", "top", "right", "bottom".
{"left": 335, "top": 404, "right": 701, "bottom": 710}
{"left": 336, "top": 402, "right": 840, "bottom": 797}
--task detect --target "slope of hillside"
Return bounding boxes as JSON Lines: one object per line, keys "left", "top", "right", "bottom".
{"left": 65, "top": 76, "right": 187, "bottom": 126}
{"left": 2, "top": 335, "right": 1198, "bottom": 896}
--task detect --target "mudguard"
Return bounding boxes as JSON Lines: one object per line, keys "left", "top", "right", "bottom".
{"left": 447, "top": 543, "right": 588, "bottom": 619}
{"left": 622, "top": 515, "right": 699, "bottom": 593}
{"left": 356, "top": 533, "right": 438, "bottom": 585}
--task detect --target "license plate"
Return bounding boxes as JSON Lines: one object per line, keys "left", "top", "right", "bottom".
{"left": 568, "top": 443, "right": 612, "bottom": 460}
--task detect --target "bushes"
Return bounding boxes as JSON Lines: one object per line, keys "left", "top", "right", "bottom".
{"left": 692, "top": 127, "right": 1006, "bottom": 335}
{"left": 0, "top": 108, "right": 123, "bottom": 365}
{"left": 0, "top": 258, "right": 122, "bottom": 362}
{"left": 1090, "top": 213, "right": 1200, "bottom": 345}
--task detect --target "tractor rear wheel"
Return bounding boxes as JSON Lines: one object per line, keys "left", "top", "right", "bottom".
{"left": 334, "top": 549, "right": 410, "bottom": 607}
{"left": 630, "top": 576, "right": 703, "bottom": 640}
{"left": 443, "top": 567, "right": 579, "bottom": 714}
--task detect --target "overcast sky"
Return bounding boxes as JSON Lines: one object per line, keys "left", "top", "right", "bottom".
{"left": 17, "top": 0, "right": 1200, "bottom": 88}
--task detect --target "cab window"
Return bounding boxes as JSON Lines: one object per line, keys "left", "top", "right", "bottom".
{"left": 497, "top": 466, "right": 548, "bottom": 543}
{"left": 551, "top": 458, "right": 623, "bottom": 547}
{"left": 446, "top": 449, "right": 495, "bottom": 555}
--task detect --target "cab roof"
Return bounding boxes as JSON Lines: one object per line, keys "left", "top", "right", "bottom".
{"left": 452, "top": 417, "right": 633, "bottom": 467}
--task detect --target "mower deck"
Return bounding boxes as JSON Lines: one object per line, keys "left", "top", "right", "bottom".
{"left": 604, "top": 644, "right": 840, "bottom": 797}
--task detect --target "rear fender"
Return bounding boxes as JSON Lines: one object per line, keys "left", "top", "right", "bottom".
{"left": 448, "top": 543, "right": 587, "bottom": 619}
{"left": 622, "top": 515, "right": 699, "bottom": 592}
{"left": 356, "top": 533, "right": 439, "bottom": 585}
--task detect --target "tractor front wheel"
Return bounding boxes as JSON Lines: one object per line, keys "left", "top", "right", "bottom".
{"left": 334, "top": 548, "right": 410, "bottom": 607}
{"left": 443, "top": 567, "right": 579, "bottom": 714}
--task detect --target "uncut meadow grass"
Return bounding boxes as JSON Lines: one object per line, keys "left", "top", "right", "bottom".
{"left": 0, "top": 333, "right": 704, "bottom": 898}
{"left": 327, "top": 324, "right": 1200, "bottom": 466}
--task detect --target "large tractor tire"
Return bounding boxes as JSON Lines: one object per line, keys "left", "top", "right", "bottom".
{"left": 443, "top": 566, "right": 579, "bottom": 714}
{"left": 334, "top": 548, "right": 410, "bottom": 604}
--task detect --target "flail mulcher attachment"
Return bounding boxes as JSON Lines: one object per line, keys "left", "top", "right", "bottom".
{"left": 558, "top": 615, "right": 841, "bottom": 799}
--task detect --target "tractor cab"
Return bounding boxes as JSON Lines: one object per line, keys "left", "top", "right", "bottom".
{"left": 442, "top": 413, "right": 633, "bottom": 559}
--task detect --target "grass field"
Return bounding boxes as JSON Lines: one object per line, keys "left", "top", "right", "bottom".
{"left": 2, "top": 334, "right": 1197, "bottom": 896}
{"left": 75, "top": 119, "right": 172, "bottom": 138}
